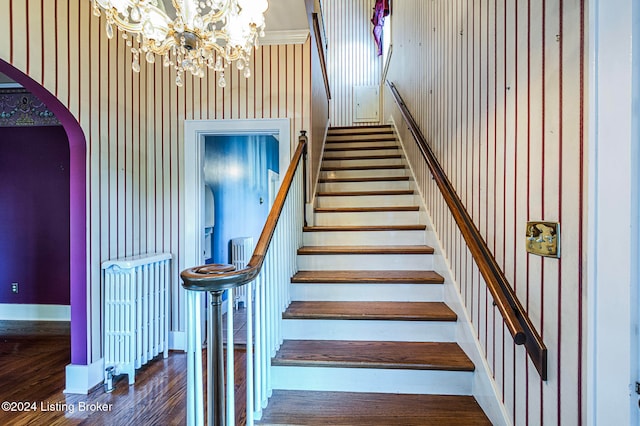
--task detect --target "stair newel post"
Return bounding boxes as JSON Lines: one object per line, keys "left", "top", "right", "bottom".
{"left": 299, "top": 130, "right": 309, "bottom": 227}
{"left": 208, "top": 290, "right": 226, "bottom": 426}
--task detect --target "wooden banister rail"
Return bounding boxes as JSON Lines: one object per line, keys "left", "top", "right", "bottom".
{"left": 312, "top": 12, "right": 331, "bottom": 100}
{"left": 387, "top": 81, "right": 547, "bottom": 380}
{"left": 181, "top": 132, "right": 308, "bottom": 292}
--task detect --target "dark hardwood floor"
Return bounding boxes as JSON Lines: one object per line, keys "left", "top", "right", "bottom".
{"left": 1, "top": 317, "right": 491, "bottom": 425}
{"left": 0, "top": 320, "right": 245, "bottom": 426}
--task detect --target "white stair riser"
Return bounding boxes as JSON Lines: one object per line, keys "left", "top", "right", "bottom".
{"left": 316, "top": 194, "right": 417, "bottom": 208}
{"left": 325, "top": 142, "right": 398, "bottom": 150}
{"left": 303, "top": 230, "right": 426, "bottom": 246}
{"left": 282, "top": 319, "right": 456, "bottom": 342}
{"left": 290, "top": 283, "right": 444, "bottom": 302}
{"left": 297, "top": 253, "right": 434, "bottom": 271}
{"left": 327, "top": 134, "right": 395, "bottom": 142}
{"left": 322, "top": 158, "right": 404, "bottom": 167}
{"left": 314, "top": 210, "right": 419, "bottom": 226}
{"left": 328, "top": 128, "right": 393, "bottom": 136}
{"left": 271, "top": 366, "right": 473, "bottom": 395}
{"left": 321, "top": 169, "right": 408, "bottom": 179}
{"left": 324, "top": 148, "right": 401, "bottom": 157}
{"left": 318, "top": 180, "right": 413, "bottom": 193}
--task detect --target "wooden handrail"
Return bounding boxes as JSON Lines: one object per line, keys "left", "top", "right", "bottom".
{"left": 312, "top": 12, "right": 331, "bottom": 100}
{"left": 181, "top": 132, "right": 308, "bottom": 292}
{"left": 387, "top": 81, "right": 547, "bottom": 380}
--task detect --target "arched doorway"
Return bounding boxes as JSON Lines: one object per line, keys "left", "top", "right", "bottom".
{"left": 0, "top": 59, "right": 88, "bottom": 367}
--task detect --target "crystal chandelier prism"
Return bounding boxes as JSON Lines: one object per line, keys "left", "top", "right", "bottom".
{"left": 92, "top": 0, "right": 269, "bottom": 87}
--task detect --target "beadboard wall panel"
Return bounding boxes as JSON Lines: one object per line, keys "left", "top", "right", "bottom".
{"left": 323, "top": 0, "right": 382, "bottom": 127}
{"left": 384, "top": 0, "right": 585, "bottom": 425}
{"left": 0, "top": 0, "right": 313, "bottom": 367}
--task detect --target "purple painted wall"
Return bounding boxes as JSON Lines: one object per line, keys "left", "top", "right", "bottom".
{"left": 0, "top": 126, "right": 70, "bottom": 305}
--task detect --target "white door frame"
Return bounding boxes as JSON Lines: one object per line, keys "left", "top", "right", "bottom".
{"left": 587, "top": 0, "right": 640, "bottom": 424}
{"left": 182, "top": 118, "right": 291, "bottom": 280}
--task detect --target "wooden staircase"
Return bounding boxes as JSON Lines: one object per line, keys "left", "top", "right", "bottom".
{"left": 257, "top": 126, "right": 491, "bottom": 425}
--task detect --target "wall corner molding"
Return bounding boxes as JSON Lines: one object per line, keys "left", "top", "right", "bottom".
{"left": 261, "top": 29, "right": 310, "bottom": 45}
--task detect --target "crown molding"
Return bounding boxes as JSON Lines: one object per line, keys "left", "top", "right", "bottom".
{"left": 261, "top": 29, "right": 310, "bottom": 45}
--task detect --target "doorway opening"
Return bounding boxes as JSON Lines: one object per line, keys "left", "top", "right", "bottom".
{"left": 183, "top": 119, "right": 290, "bottom": 271}
{"left": 181, "top": 118, "right": 290, "bottom": 344}
{"left": 0, "top": 59, "right": 88, "bottom": 380}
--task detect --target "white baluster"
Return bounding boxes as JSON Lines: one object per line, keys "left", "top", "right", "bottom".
{"left": 254, "top": 272, "right": 263, "bottom": 415}
{"left": 265, "top": 249, "right": 274, "bottom": 398}
{"left": 269, "top": 232, "right": 275, "bottom": 356}
{"left": 246, "top": 281, "right": 255, "bottom": 425}
{"left": 260, "top": 266, "right": 269, "bottom": 407}
{"left": 226, "top": 288, "right": 235, "bottom": 426}
{"left": 186, "top": 291, "right": 204, "bottom": 426}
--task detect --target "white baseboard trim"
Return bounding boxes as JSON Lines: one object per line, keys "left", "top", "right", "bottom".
{"left": 170, "top": 331, "right": 186, "bottom": 351}
{"left": 64, "top": 359, "right": 104, "bottom": 395}
{"left": 0, "top": 303, "right": 70, "bottom": 321}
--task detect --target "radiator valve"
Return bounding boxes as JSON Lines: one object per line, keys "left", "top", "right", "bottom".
{"left": 104, "top": 366, "right": 116, "bottom": 393}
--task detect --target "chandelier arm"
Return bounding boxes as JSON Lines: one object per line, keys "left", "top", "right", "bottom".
{"left": 203, "top": 0, "right": 236, "bottom": 24}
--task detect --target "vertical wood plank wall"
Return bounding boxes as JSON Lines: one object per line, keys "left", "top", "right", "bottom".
{"left": 384, "top": 1, "right": 585, "bottom": 425}
{"left": 323, "top": 0, "right": 382, "bottom": 127}
{"left": 307, "top": 0, "right": 330, "bottom": 196}
{"left": 0, "top": 0, "right": 312, "bottom": 365}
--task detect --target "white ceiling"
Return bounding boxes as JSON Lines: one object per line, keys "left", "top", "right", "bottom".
{"left": 263, "top": 0, "right": 309, "bottom": 33}
{"left": 158, "top": 0, "right": 310, "bottom": 43}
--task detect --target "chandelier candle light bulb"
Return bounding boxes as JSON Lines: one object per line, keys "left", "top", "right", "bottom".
{"left": 92, "top": 0, "right": 269, "bottom": 87}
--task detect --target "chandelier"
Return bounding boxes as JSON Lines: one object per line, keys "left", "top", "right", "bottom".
{"left": 92, "top": 0, "right": 269, "bottom": 87}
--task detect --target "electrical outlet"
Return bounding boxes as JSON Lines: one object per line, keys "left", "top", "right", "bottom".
{"left": 11, "top": 282, "right": 18, "bottom": 294}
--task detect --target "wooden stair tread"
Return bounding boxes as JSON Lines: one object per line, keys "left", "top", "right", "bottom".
{"left": 323, "top": 154, "right": 403, "bottom": 161}
{"left": 326, "top": 137, "right": 398, "bottom": 143}
{"left": 291, "top": 270, "right": 445, "bottom": 284}
{"left": 318, "top": 176, "right": 410, "bottom": 183}
{"left": 303, "top": 224, "right": 426, "bottom": 232}
{"left": 272, "top": 340, "right": 475, "bottom": 371}
{"left": 283, "top": 301, "right": 457, "bottom": 321}
{"left": 298, "top": 245, "right": 434, "bottom": 255}
{"left": 257, "top": 390, "right": 491, "bottom": 425}
{"left": 321, "top": 164, "right": 405, "bottom": 171}
{"left": 314, "top": 206, "right": 419, "bottom": 213}
{"left": 316, "top": 190, "right": 414, "bottom": 197}
{"left": 324, "top": 145, "right": 399, "bottom": 152}
{"left": 327, "top": 129, "right": 394, "bottom": 135}
{"left": 329, "top": 124, "right": 393, "bottom": 131}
